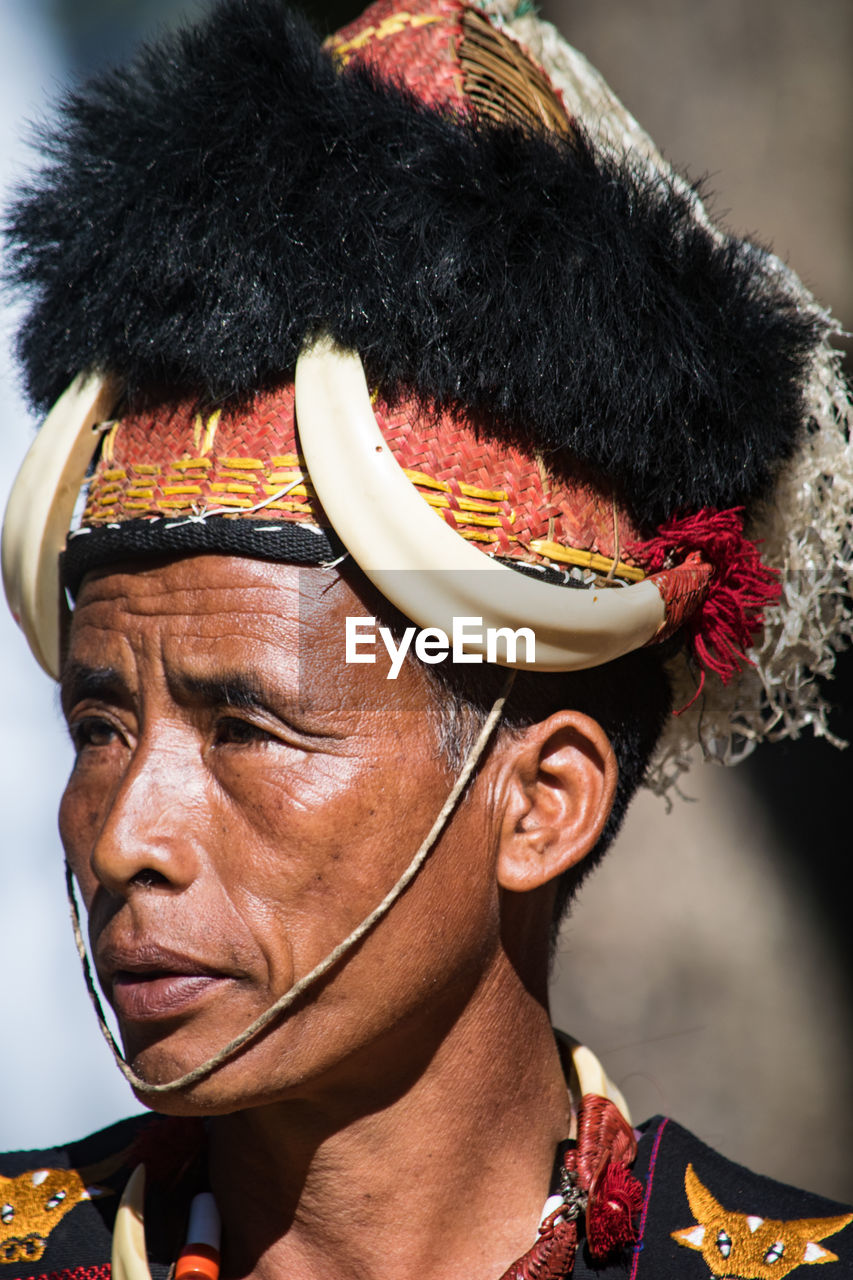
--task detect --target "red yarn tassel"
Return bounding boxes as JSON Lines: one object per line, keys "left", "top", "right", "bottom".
{"left": 586, "top": 1160, "right": 644, "bottom": 1257}
{"left": 498, "top": 1094, "right": 644, "bottom": 1279}
{"left": 573, "top": 1094, "right": 643, "bottom": 1261}
{"left": 629, "top": 507, "right": 780, "bottom": 685}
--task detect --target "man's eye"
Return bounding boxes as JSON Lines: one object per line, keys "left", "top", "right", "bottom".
{"left": 215, "top": 717, "right": 277, "bottom": 746}
{"left": 70, "top": 717, "right": 120, "bottom": 751}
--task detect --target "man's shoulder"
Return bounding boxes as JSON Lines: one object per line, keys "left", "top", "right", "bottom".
{"left": 590, "top": 1115, "right": 853, "bottom": 1280}
{"left": 0, "top": 1113, "right": 189, "bottom": 1278}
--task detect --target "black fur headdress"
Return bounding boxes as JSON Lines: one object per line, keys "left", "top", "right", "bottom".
{"left": 5, "top": 0, "right": 824, "bottom": 530}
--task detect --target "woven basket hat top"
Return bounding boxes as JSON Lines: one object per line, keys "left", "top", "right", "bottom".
{"left": 327, "top": 0, "right": 575, "bottom": 138}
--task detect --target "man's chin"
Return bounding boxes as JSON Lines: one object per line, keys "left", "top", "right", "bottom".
{"left": 119, "top": 1018, "right": 316, "bottom": 1116}
{"left": 125, "top": 1044, "right": 260, "bottom": 1116}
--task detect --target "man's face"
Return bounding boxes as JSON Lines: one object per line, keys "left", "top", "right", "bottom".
{"left": 59, "top": 556, "right": 507, "bottom": 1114}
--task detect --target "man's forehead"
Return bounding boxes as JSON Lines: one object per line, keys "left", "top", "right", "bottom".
{"left": 64, "top": 553, "right": 420, "bottom": 711}
{"left": 72, "top": 554, "right": 359, "bottom": 620}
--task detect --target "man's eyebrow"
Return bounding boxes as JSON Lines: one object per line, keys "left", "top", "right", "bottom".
{"left": 172, "top": 672, "right": 277, "bottom": 712}
{"left": 60, "top": 663, "right": 127, "bottom": 714}
{"left": 174, "top": 672, "right": 346, "bottom": 739}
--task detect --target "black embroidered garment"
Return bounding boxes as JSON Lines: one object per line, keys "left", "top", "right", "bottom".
{"left": 2, "top": 1116, "right": 850, "bottom": 1279}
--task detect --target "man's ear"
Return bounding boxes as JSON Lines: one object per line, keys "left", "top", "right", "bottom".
{"left": 495, "top": 711, "right": 617, "bottom": 893}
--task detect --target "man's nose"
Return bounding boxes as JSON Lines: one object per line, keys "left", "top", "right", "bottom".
{"left": 90, "top": 741, "right": 204, "bottom": 895}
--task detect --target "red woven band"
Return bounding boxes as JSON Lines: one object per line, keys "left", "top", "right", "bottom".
{"left": 81, "top": 383, "right": 646, "bottom": 577}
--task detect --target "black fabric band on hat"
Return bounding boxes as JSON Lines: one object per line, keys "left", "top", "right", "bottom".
{"left": 61, "top": 515, "right": 596, "bottom": 601}
{"left": 61, "top": 516, "right": 345, "bottom": 598}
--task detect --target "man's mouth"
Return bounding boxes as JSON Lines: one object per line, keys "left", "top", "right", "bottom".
{"left": 111, "top": 971, "right": 230, "bottom": 1021}
{"left": 99, "top": 944, "right": 235, "bottom": 1022}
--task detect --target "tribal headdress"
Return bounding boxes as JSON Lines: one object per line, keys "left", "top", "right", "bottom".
{"left": 3, "top": 0, "right": 852, "bottom": 793}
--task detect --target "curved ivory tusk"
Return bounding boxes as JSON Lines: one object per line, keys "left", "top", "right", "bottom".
{"left": 112, "top": 1164, "right": 152, "bottom": 1280}
{"left": 1, "top": 373, "right": 119, "bottom": 679}
{"left": 557, "top": 1033, "right": 631, "bottom": 1124}
{"left": 294, "top": 339, "right": 664, "bottom": 671}
{"left": 570, "top": 1042, "right": 631, "bottom": 1124}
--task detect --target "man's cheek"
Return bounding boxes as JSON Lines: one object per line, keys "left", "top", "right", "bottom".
{"left": 58, "top": 785, "right": 89, "bottom": 859}
{"left": 58, "top": 786, "right": 103, "bottom": 898}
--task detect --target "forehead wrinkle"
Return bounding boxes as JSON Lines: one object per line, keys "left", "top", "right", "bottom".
{"left": 70, "top": 557, "right": 422, "bottom": 728}
{"left": 75, "top": 571, "right": 301, "bottom": 656}
{"left": 74, "top": 563, "right": 343, "bottom": 651}
{"left": 76, "top": 556, "right": 352, "bottom": 609}
{"left": 87, "top": 578, "right": 293, "bottom": 620}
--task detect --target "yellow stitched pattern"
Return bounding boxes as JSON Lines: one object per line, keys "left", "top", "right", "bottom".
{"left": 0, "top": 1167, "right": 111, "bottom": 1265}
{"left": 329, "top": 11, "right": 441, "bottom": 61}
{"left": 219, "top": 457, "right": 264, "bottom": 469}
{"left": 191, "top": 410, "right": 222, "bottom": 455}
{"left": 529, "top": 539, "right": 645, "bottom": 583}
{"left": 100, "top": 422, "right": 119, "bottom": 464}
{"left": 264, "top": 499, "right": 315, "bottom": 513}
{"left": 172, "top": 457, "right": 212, "bottom": 471}
{"left": 157, "top": 496, "right": 197, "bottom": 508}
{"left": 84, "top": 446, "right": 318, "bottom": 522}
{"left": 262, "top": 484, "right": 310, "bottom": 498}
{"left": 672, "top": 1164, "right": 852, "bottom": 1280}
{"left": 422, "top": 493, "right": 502, "bottom": 515}
{"left": 405, "top": 469, "right": 507, "bottom": 501}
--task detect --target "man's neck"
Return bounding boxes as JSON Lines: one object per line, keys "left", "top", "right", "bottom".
{"left": 206, "top": 986, "right": 570, "bottom": 1280}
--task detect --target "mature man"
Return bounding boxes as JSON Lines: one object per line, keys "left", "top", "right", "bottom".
{"left": 2, "top": 0, "right": 852, "bottom": 1277}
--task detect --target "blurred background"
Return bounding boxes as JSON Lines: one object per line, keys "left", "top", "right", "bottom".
{"left": 1, "top": 0, "right": 851, "bottom": 1200}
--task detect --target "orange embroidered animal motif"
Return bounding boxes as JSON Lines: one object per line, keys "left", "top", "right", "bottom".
{"left": 672, "top": 1164, "right": 852, "bottom": 1279}
{"left": 0, "top": 1166, "right": 109, "bottom": 1264}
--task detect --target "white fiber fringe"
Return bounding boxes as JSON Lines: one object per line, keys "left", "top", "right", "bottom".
{"left": 647, "top": 335, "right": 853, "bottom": 799}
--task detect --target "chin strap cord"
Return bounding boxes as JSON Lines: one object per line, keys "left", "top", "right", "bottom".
{"left": 67, "top": 670, "right": 516, "bottom": 1095}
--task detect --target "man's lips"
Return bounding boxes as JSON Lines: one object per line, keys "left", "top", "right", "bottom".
{"left": 111, "top": 972, "right": 232, "bottom": 1021}
{"left": 98, "top": 943, "right": 238, "bottom": 1023}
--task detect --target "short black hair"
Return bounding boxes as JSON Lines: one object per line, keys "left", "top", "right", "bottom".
{"left": 427, "top": 647, "right": 674, "bottom": 928}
